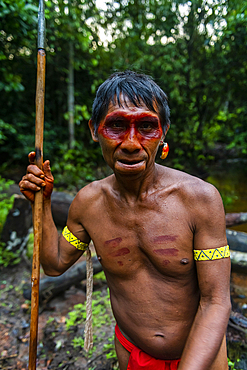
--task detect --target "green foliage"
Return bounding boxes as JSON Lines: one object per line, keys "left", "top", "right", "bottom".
{"left": 228, "top": 357, "right": 240, "bottom": 370}
{"left": 94, "top": 271, "right": 106, "bottom": 282}
{"left": 52, "top": 141, "right": 102, "bottom": 191}
{"left": 206, "top": 175, "right": 239, "bottom": 207}
{"left": 0, "top": 119, "right": 16, "bottom": 144}
{"left": 1, "top": 0, "right": 247, "bottom": 178}
{"left": 98, "top": 0, "right": 247, "bottom": 170}
{"left": 227, "top": 339, "right": 247, "bottom": 370}
{"left": 26, "top": 232, "right": 34, "bottom": 259}
{"left": 0, "top": 176, "right": 14, "bottom": 234}
{"left": 0, "top": 0, "right": 102, "bottom": 171}
{"left": 66, "top": 287, "right": 116, "bottom": 360}
{"left": 0, "top": 176, "right": 21, "bottom": 267}
{"left": 0, "top": 245, "right": 21, "bottom": 267}
{"left": 104, "top": 335, "right": 117, "bottom": 360}
{"left": 66, "top": 289, "right": 112, "bottom": 330}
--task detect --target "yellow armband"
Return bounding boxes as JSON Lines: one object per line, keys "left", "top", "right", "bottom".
{"left": 62, "top": 226, "right": 89, "bottom": 252}
{"left": 194, "top": 245, "right": 230, "bottom": 261}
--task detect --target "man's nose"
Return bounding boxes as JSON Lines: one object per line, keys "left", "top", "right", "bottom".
{"left": 121, "top": 126, "right": 142, "bottom": 152}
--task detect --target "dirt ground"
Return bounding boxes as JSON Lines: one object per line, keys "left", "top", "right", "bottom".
{"left": 0, "top": 258, "right": 247, "bottom": 370}
{"left": 0, "top": 256, "right": 118, "bottom": 370}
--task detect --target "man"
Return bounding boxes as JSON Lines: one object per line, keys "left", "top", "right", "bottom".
{"left": 19, "top": 71, "right": 231, "bottom": 370}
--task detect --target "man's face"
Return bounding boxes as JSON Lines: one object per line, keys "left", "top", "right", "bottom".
{"left": 90, "top": 99, "right": 164, "bottom": 176}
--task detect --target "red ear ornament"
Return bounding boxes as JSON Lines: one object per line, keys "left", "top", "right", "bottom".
{"left": 160, "top": 142, "right": 169, "bottom": 159}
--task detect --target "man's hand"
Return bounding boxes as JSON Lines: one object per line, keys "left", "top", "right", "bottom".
{"left": 19, "top": 151, "right": 54, "bottom": 203}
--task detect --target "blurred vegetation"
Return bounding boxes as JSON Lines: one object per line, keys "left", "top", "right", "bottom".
{"left": 0, "top": 176, "right": 18, "bottom": 267}
{"left": 1, "top": 2, "right": 246, "bottom": 365}
{"left": 0, "top": 0, "right": 247, "bottom": 189}
{"left": 0, "top": 176, "right": 14, "bottom": 234}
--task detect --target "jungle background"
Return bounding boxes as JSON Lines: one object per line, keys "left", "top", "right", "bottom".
{"left": 0, "top": 0, "right": 247, "bottom": 369}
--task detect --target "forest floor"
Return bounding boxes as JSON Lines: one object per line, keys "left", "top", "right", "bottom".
{"left": 0, "top": 255, "right": 118, "bottom": 370}
{"left": 0, "top": 257, "right": 247, "bottom": 370}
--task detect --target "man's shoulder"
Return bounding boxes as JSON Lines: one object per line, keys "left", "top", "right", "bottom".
{"left": 160, "top": 165, "right": 221, "bottom": 203}
{"left": 75, "top": 175, "right": 114, "bottom": 203}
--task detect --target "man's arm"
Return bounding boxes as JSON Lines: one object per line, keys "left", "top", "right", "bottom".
{"left": 19, "top": 152, "right": 90, "bottom": 276}
{"left": 178, "top": 182, "right": 231, "bottom": 370}
{"left": 40, "top": 194, "right": 90, "bottom": 276}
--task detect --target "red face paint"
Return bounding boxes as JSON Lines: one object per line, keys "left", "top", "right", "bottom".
{"left": 98, "top": 111, "right": 163, "bottom": 145}
{"left": 96, "top": 104, "right": 163, "bottom": 175}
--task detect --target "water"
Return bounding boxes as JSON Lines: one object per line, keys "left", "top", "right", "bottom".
{"left": 205, "top": 161, "right": 247, "bottom": 367}
{"left": 206, "top": 160, "right": 247, "bottom": 233}
{"left": 206, "top": 161, "right": 247, "bottom": 310}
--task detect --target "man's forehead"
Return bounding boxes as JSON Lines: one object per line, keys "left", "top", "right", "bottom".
{"left": 106, "top": 96, "right": 158, "bottom": 116}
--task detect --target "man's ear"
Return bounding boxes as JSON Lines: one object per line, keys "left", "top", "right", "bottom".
{"left": 159, "top": 123, "right": 170, "bottom": 145}
{"left": 88, "top": 120, "right": 99, "bottom": 142}
{"left": 164, "top": 123, "right": 170, "bottom": 136}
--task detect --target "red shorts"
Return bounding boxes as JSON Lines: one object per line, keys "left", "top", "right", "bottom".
{"left": 115, "top": 324, "right": 180, "bottom": 370}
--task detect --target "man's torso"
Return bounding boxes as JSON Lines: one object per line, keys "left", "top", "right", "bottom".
{"left": 78, "top": 166, "right": 204, "bottom": 359}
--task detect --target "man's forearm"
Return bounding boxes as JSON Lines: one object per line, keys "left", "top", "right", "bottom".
{"left": 178, "top": 300, "right": 231, "bottom": 370}
{"left": 39, "top": 199, "right": 61, "bottom": 276}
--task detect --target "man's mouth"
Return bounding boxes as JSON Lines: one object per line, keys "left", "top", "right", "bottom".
{"left": 115, "top": 158, "right": 146, "bottom": 172}
{"left": 118, "top": 159, "right": 143, "bottom": 165}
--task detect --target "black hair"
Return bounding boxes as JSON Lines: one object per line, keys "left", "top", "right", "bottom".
{"left": 91, "top": 70, "right": 170, "bottom": 134}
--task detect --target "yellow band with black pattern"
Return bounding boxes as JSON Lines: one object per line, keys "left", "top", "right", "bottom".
{"left": 194, "top": 245, "right": 230, "bottom": 261}
{"left": 62, "top": 226, "right": 88, "bottom": 252}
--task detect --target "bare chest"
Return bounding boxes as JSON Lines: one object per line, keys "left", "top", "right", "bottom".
{"left": 85, "top": 200, "right": 195, "bottom": 278}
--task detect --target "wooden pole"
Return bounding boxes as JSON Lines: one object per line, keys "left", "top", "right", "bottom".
{"left": 28, "top": 1, "right": 46, "bottom": 368}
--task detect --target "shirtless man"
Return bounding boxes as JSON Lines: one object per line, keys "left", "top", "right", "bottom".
{"left": 19, "top": 71, "right": 231, "bottom": 370}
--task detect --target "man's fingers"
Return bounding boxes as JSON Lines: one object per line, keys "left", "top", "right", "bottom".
{"left": 20, "top": 190, "right": 35, "bottom": 203}
{"left": 43, "top": 160, "right": 54, "bottom": 181}
{"left": 22, "top": 173, "right": 46, "bottom": 187}
{"left": 20, "top": 155, "right": 53, "bottom": 202}
{"left": 27, "top": 164, "right": 45, "bottom": 178}
{"left": 28, "top": 151, "right": 36, "bottom": 164}
{"left": 19, "top": 176, "right": 44, "bottom": 203}
{"left": 19, "top": 178, "right": 45, "bottom": 192}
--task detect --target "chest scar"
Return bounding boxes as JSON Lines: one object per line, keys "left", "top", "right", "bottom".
{"left": 104, "top": 237, "right": 122, "bottom": 248}
{"left": 110, "top": 248, "right": 130, "bottom": 257}
{"left": 154, "top": 248, "right": 179, "bottom": 256}
{"left": 153, "top": 235, "right": 178, "bottom": 243}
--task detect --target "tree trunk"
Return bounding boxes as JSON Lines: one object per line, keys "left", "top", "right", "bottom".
{"left": 68, "top": 42, "right": 74, "bottom": 149}
{"left": 226, "top": 229, "right": 247, "bottom": 253}
{"left": 230, "top": 250, "right": 247, "bottom": 273}
{"left": 226, "top": 212, "right": 247, "bottom": 227}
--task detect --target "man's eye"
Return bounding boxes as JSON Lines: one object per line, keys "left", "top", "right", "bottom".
{"left": 139, "top": 122, "right": 153, "bottom": 131}
{"left": 112, "top": 122, "right": 125, "bottom": 128}
{"left": 106, "top": 121, "right": 127, "bottom": 132}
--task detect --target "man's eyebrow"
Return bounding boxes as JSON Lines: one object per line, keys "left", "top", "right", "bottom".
{"left": 138, "top": 115, "right": 159, "bottom": 122}
{"left": 104, "top": 115, "right": 127, "bottom": 124}
{"left": 104, "top": 111, "right": 127, "bottom": 119}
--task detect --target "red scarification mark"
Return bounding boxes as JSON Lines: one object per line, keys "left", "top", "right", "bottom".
{"left": 111, "top": 248, "right": 130, "bottom": 257}
{"left": 117, "top": 261, "right": 124, "bottom": 266}
{"left": 163, "top": 260, "right": 170, "bottom": 265}
{"left": 154, "top": 248, "right": 178, "bottom": 256}
{"left": 153, "top": 235, "right": 177, "bottom": 243}
{"left": 104, "top": 237, "right": 122, "bottom": 248}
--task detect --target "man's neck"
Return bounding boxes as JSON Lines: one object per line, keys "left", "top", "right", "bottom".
{"left": 112, "top": 163, "right": 161, "bottom": 203}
